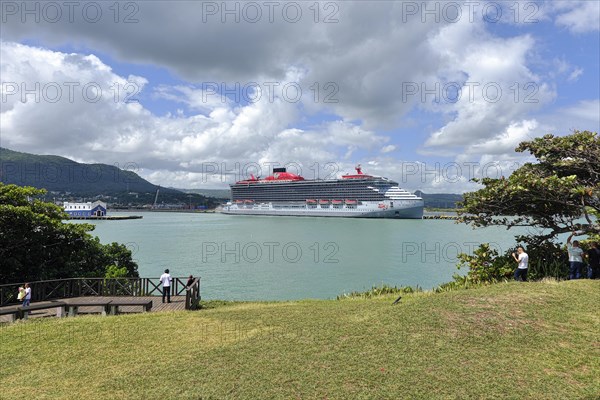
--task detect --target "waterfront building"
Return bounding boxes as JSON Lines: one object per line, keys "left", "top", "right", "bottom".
{"left": 63, "top": 201, "right": 107, "bottom": 217}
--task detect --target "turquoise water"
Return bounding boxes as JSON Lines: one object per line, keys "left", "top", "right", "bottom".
{"left": 73, "top": 212, "right": 534, "bottom": 300}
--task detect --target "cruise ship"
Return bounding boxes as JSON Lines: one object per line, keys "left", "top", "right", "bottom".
{"left": 221, "top": 165, "right": 424, "bottom": 218}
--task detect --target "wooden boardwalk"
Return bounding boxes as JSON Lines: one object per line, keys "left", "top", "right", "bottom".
{"left": 0, "top": 296, "right": 188, "bottom": 323}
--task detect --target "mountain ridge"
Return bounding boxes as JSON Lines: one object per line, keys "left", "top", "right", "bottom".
{"left": 0, "top": 147, "right": 179, "bottom": 196}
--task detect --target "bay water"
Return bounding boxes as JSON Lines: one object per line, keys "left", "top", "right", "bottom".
{"left": 73, "top": 212, "right": 535, "bottom": 300}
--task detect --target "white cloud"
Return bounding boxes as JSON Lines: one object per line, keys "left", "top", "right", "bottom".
{"left": 553, "top": 1, "right": 600, "bottom": 33}
{"left": 462, "top": 120, "right": 539, "bottom": 155}
{"left": 381, "top": 145, "right": 396, "bottom": 153}
{"left": 0, "top": 1, "right": 532, "bottom": 130}
{"left": 153, "top": 85, "right": 232, "bottom": 113}
{"left": 529, "top": 99, "right": 600, "bottom": 139}
{"left": 561, "top": 100, "right": 600, "bottom": 125}
{"left": 568, "top": 67, "right": 584, "bottom": 82}
{"left": 423, "top": 22, "right": 555, "bottom": 153}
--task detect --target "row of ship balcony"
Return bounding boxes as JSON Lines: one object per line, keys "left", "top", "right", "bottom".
{"left": 234, "top": 199, "right": 360, "bottom": 205}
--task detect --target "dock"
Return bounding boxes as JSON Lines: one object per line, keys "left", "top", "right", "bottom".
{"left": 68, "top": 215, "right": 143, "bottom": 220}
{"left": 423, "top": 214, "right": 459, "bottom": 220}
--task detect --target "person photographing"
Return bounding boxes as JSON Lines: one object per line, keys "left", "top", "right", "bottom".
{"left": 567, "top": 232, "right": 584, "bottom": 280}
{"left": 512, "top": 246, "right": 529, "bottom": 281}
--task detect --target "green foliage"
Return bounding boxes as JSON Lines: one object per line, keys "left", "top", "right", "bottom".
{"left": 198, "top": 300, "right": 238, "bottom": 309}
{"left": 336, "top": 284, "right": 422, "bottom": 299}
{"left": 104, "top": 265, "right": 129, "bottom": 279}
{"left": 528, "top": 259, "right": 568, "bottom": 281}
{"left": 103, "top": 264, "right": 134, "bottom": 295}
{"left": 434, "top": 276, "right": 484, "bottom": 292}
{"left": 458, "top": 131, "right": 599, "bottom": 244}
{"left": 0, "top": 183, "right": 138, "bottom": 283}
{"left": 520, "top": 240, "right": 568, "bottom": 280}
{"left": 579, "top": 234, "right": 600, "bottom": 247}
{"left": 100, "top": 243, "right": 138, "bottom": 277}
{"left": 455, "top": 243, "right": 514, "bottom": 284}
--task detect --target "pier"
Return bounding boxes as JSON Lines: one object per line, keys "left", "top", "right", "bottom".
{"left": 423, "top": 214, "right": 459, "bottom": 220}
{"left": 68, "top": 215, "right": 143, "bottom": 220}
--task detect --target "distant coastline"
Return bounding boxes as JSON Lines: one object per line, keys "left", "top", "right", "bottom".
{"left": 109, "top": 208, "right": 217, "bottom": 213}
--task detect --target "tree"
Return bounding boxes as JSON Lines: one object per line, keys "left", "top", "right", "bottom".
{"left": 458, "top": 131, "right": 599, "bottom": 245}
{"left": 0, "top": 183, "right": 138, "bottom": 283}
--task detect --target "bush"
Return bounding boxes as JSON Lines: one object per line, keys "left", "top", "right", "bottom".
{"left": 337, "top": 284, "right": 422, "bottom": 300}
{"left": 455, "top": 243, "right": 514, "bottom": 284}
{"left": 521, "top": 240, "right": 568, "bottom": 280}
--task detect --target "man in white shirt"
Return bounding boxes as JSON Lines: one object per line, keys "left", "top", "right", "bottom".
{"left": 159, "top": 269, "right": 172, "bottom": 303}
{"left": 567, "top": 232, "right": 584, "bottom": 280}
{"left": 512, "top": 246, "right": 529, "bottom": 282}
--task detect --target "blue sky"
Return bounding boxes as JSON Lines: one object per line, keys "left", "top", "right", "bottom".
{"left": 1, "top": 1, "right": 599, "bottom": 192}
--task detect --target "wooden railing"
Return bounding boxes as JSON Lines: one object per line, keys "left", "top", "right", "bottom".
{"left": 185, "top": 278, "right": 201, "bottom": 310}
{"left": 0, "top": 277, "right": 201, "bottom": 310}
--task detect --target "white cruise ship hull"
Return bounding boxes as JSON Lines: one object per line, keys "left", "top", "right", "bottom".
{"left": 221, "top": 200, "right": 424, "bottom": 219}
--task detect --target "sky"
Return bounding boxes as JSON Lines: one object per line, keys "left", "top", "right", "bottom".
{"left": 1, "top": 0, "right": 599, "bottom": 193}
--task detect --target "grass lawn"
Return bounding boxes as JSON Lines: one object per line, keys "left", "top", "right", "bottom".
{"left": 1, "top": 280, "right": 599, "bottom": 399}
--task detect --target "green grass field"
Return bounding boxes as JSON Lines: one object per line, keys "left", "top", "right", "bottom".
{"left": 1, "top": 280, "right": 599, "bottom": 399}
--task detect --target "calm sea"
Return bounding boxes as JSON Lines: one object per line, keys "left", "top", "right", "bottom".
{"left": 72, "top": 212, "right": 534, "bottom": 300}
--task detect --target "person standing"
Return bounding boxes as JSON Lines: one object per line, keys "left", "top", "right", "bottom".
{"left": 17, "top": 286, "right": 25, "bottom": 302}
{"left": 185, "top": 275, "right": 195, "bottom": 289}
{"left": 585, "top": 241, "right": 600, "bottom": 279}
{"left": 22, "top": 283, "right": 31, "bottom": 307}
{"left": 159, "top": 269, "right": 173, "bottom": 303}
{"left": 512, "top": 246, "right": 529, "bottom": 281}
{"left": 567, "top": 233, "right": 585, "bottom": 280}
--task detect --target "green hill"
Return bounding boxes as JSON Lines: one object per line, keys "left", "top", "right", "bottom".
{"left": 415, "top": 191, "right": 463, "bottom": 209}
{"left": 0, "top": 148, "right": 223, "bottom": 208}
{"left": 0, "top": 147, "right": 178, "bottom": 196}
{"left": 177, "top": 187, "right": 231, "bottom": 200}
{"left": 1, "top": 280, "right": 598, "bottom": 399}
